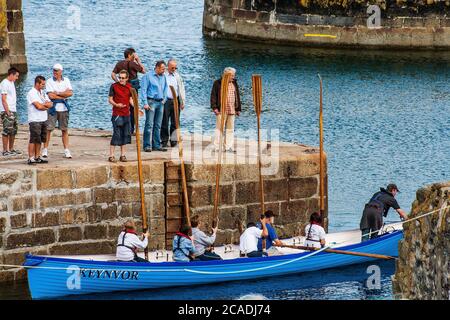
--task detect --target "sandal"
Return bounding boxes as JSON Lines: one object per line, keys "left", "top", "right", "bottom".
{"left": 119, "top": 155, "right": 127, "bottom": 162}
{"left": 108, "top": 156, "right": 117, "bottom": 163}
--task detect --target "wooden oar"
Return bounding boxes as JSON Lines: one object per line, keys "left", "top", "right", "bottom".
{"left": 130, "top": 88, "right": 148, "bottom": 261}
{"left": 212, "top": 72, "right": 232, "bottom": 229}
{"left": 318, "top": 74, "right": 325, "bottom": 216}
{"left": 252, "top": 74, "right": 266, "bottom": 250}
{"left": 169, "top": 86, "right": 190, "bottom": 226}
{"left": 252, "top": 75, "right": 265, "bottom": 213}
{"left": 276, "top": 244, "right": 395, "bottom": 260}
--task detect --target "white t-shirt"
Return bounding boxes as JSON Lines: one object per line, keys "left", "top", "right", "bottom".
{"left": 0, "top": 79, "right": 17, "bottom": 112}
{"left": 45, "top": 77, "right": 72, "bottom": 112}
{"left": 27, "top": 87, "right": 50, "bottom": 123}
{"left": 116, "top": 231, "right": 148, "bottom": 261}
{"left": 239, "top": 226, "right": 263, "bottom": 254}
{"left": 304, "top": 224, "right": 326, "bottom": 249}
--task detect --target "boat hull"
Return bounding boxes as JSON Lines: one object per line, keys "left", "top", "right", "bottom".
{"left": 24, "top": 231, "right": 402, "bottom": 299}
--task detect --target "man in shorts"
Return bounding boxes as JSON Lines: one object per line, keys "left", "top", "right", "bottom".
{"left": 27, "top": 76, "right": 52, "bottom": 165}
{"left": 43, "top": 63, "right": 73, "bottom": 159}
{"left": 0, "top": 67, "right": 20, "bottom": 156}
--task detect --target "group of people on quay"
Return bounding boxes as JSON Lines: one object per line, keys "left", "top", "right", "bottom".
{"left": 0, "top": 48, "right": 407, "bottom": 263}
{"left": 0, "top": 47, "right": 240, "bottom": 164}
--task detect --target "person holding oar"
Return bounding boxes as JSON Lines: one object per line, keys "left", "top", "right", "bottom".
{"left": 239, "top": 216, "right": 269, "bottom": 258}
{"left": 360, "top": 183, "right": 408, "bottom": 241}
{"left": 191, "top": 215, "right": 222, "bottom": 261}
{"left": 172, "top": 224, "right": 196, "bottom": 262}
{"left": 116, "top": 219, "right": 150, "bottom": 263}
{"left": 256, "top": 210, "right": 286, "bottom": 256}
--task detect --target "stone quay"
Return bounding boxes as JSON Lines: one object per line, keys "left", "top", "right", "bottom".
{"left": 0, "top": 126, "right": 328, "bottom": 282}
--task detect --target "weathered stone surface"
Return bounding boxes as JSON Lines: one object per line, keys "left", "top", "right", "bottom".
{"left": 32, "top": 211, "right": 60, "bottom": 228}
{"left": 111, "top": 162, "right": 164, "bottom": 183}
{"left": 74, "top": 166, "right": 109, "bottom": 188}
{"left": 101, "top": 203, "right": 118, "bottom": 221}
{"left": 93, "top": 187, "right": 115, "bottom": 204}
{"left": 84, "top": 224, "right": 108, "bottom": 240}
{"left": 288, "top": 176, "right": 318, "bottom": 199}
{"left": 60, "top": 208, "right": 75, "bottom": 224}
{"left": 11, "top": 195, "right": 35, "bottom": 211}
{"left": 49, "top": 241, "right": 115, "bottom": 255}
{"left": 218, "top": 206, "right": 246, "bottom": 230}
{"left": 185, "top": 164, "right": 234, "bottom": 183}
{"left": 58, "top": 226, "right": 83, "bottom": 242}
{"left": 235, "top": 181, "right": 259, "bottom": 204}
{"left": 247, "top": 202, "right": 280, "bottom": 223}
{"left": 393, "top": 182, "right": 450, "bottom": 300}
{"left": 119, "top": 202, "right": 140, "bottom": 218}
{"left": 149, "top": 218, "right": 166, "bottom": 235}
{"left": 0, "top": 217, "right": 6, "bottom": 233}
{"left": 280, "top": 198, "right": 319, "bottom": 225}
{"left": 114, "top": 186, "right": 140, "bottom": 203}
{"left": 0, "top": 169, "right": 20, "bottom": 185}
{"left": 107, "top": 223, "right": 124, "bottom": 240}
{"left": 36, "top": 169, "right": 73, "bottom": 190}
{"left": 10, "top": 213, "right": 27, "bottom": 229}
{"left": 6, "top": 229, "right": 55, "bottom": 249}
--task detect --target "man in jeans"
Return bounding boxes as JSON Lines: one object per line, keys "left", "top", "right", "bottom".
{"left": 161, "top": 58, "right": 186, "bottom": 148}
{"left": 139, "top": 60, "right": 168, "bottom": 152}
{"left": 43, "top": 63, "right": 73, "bottom": 159}
{"left": 0, "top": 67, "right": 20, "bottom": 156}
{"left": 111, "top": 48, "right": 146, "bottom": 135}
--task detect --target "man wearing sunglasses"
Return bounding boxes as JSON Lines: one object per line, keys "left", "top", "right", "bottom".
{"left": 43, "top": 64, "right": 73, "bottom": 159}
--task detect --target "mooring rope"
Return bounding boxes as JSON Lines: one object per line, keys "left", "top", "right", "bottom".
{"left": 361, "top": 203, "right": 450, "bottom": 239}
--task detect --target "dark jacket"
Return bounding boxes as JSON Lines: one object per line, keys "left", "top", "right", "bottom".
{"left": 210, "top": 78, "right": 242, "bottom": 112}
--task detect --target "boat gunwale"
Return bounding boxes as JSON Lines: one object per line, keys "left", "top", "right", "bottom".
{"left": 23, "top": 230, "right": 402, "bottom": 268}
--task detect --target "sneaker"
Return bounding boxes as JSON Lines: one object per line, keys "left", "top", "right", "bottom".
{"left": 10, "top": 149, "right": 22, "bottom": 155}
{"left": 226, "top": 148, "right": 236, "bottom": 153}
{"left": 41, "top": 148, "right": 48, "bottom": 158}
{"left": 2, "top": 151, "right": 12, "bottom": 156}
{"left": 35, "top": 157, "right": 48, "bottom": 164}
{"left": 144, "top": 147, "right": 152, "bottom": 152}
{"left": 152, "top": 147, "right": 168, "bottom": 152}
{"left": 64, "top": 149, "right": 72, "bottom": 159}
{"left": 27, "top": 158, "right": 37, "bottom": 165}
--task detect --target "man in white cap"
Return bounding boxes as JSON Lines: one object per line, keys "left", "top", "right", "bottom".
{"left": 42, "top": 63, "right": 73, "bottom": 159}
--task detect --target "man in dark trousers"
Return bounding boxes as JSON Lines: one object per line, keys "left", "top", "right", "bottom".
{"left": 360, "top": 183, "right": 408, "bottom": 241}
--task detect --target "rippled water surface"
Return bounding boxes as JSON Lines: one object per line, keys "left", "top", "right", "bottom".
{"left": 4, "top": 0, "right": 449, "bottom": 300}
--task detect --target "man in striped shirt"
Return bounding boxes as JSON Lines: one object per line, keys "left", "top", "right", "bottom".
{"left": 210, "top": 67, "right": 242, "bottom": 153}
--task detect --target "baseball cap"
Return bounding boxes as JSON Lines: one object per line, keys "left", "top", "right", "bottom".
{"left": 53, "top": 63, "right": 63, "bottom": 71}
{"left": 387, "top": 183, "right": 400, "bottom": 193}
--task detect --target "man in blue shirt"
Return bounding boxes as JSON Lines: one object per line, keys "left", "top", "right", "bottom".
{"left": 139, "top": 60, "right": 168, "bottom": 152}
{"left": 257, "top": 210, "right": 285, "bottom": 255}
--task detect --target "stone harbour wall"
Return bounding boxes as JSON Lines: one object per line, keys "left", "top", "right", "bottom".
{"left": 392, "top": 182, "right": 450, "bottom": 300}
{"left": 0, "top": 152, "right": 327, "bottom": 283}
{"left": 203, "top": 0, "right": 450, "bottom": 49}
{"left": 0, "top": 162, "right": 166, "bottom": 282}
{"left": 0, "top": 0, "right": 27, "bottom": 74}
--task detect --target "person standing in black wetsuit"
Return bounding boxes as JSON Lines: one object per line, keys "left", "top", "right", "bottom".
{"left": 360, "top": 183, "right": 408, "bottom": 241}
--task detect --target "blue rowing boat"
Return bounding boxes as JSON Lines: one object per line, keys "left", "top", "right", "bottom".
{"left": 24, "top": 229, "right": 402, "bottom": 299}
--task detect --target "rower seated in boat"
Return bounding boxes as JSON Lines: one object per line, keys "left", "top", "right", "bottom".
{"left": 172, "top": 224, "right": 196, "bottom": 262}
{"left": 239, "top": 217, "right": 269, "bottom": 258}
{"left": 191, "top": 215, "right": 223, "bottom": 261}
{"left": 304, "top": 212, "right": 326, "bottom": 249}
{"left": 256, "top": 210, "right": 285, "bottom": 256}
{"left": 116, "top": 219, "right": 149, "bottom": 263}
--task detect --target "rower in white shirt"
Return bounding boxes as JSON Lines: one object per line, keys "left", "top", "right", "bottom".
{"left": 304, "top": 212, "right": 327, "bottom": 249}
{"left": 116, "top": 219, "right": 150, "bottom": 263}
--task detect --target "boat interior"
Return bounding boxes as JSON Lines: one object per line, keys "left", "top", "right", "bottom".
{"left": 46, "top": 222, "right": 403, "bottom": 263}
